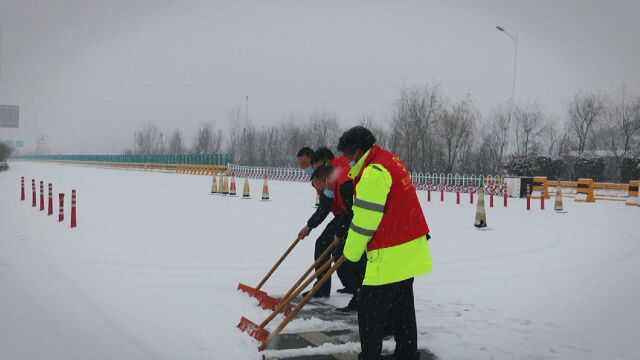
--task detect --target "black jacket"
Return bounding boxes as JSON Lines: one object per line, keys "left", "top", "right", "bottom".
{"left": 306, "top": 181, "right": 354, "bottom": 239}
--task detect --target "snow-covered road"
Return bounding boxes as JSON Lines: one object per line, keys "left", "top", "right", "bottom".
{"left": 1, "top": 162, "right": 638, "bottom": 359}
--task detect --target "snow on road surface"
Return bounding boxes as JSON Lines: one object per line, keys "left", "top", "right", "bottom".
{"left": 1, "top": 161, "right": 638, "bottom": 360}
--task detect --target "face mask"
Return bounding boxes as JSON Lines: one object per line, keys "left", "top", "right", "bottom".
{"left": 324, "top": 189, "right": 335, "bottom": 198}
{"left": 304, "top": 167, "right": 314, "bottom": 176}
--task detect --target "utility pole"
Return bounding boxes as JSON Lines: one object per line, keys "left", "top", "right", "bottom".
{"left": 496, "top": 26, "right": 518, "bottom": 121}
{"left": 245, "top": 95, "right": 249, "bottom": 125}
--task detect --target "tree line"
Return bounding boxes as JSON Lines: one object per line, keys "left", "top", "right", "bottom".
{"left": 125, "top": 83, "right": 640, "bottom": 182}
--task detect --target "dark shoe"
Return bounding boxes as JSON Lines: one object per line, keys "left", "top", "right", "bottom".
{"left": 301, "top": 290, "right": 329, "bottom": 299}
{"left": 336, "top": 287, "right": 355, "bottom": 294}
{"left": 334, "top": 306, "right": 356, "bottom": 315}
{"left": 334, "top": 296, "right": 357, "bottom": 314}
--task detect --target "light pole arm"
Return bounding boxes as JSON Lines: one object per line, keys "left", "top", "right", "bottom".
{"left": 511, "top": 34, "right": 518, "bottom": 106}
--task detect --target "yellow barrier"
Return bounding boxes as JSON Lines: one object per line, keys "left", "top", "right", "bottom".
{"left": 626, "top": 180, "right": 639, "bottom": 206}
{"left": 175, "top": 165, "right": 227, "bottom": 175}
{"left": 575, "top": 178, "right": 595, "bottom": 203}
{"left": 531, "top": 176, "right": 551, "bottom": 199}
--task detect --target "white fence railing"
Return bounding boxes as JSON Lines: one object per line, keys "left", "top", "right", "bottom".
{"left": 227, "top": 163, "right": 506, "bottom": 194}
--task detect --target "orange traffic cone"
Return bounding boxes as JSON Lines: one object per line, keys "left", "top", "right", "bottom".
{"left": 222, "top": 174, "right": 229, "bottom": 195}
{"left": 262, "top": 176, "right": 270, "bottom": 201}
{"left": 210, "top": 174, "right": 218, "bottom": 195}
{"left": 242, "top": 177, "right": 251, "bottom": 199}
{"left": 229, "top": 174, "right": 237, "bottom": 196}
{"left": 217, "top": 173, "right": 224, "bottom": 194}
{"left": 474, "top": 188, "right": 487, "bottom": 229}
{"left": 554, "top": 181, "right": 566, "bottom": 212}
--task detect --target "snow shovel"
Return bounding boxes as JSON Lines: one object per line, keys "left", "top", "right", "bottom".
{"left": 237, "top": 252, "right": 338, "bottom": 342}
{"left": 258, "top": 256, "right": 347, "bottom": 351}
{"left": 237, "top": 236, "right": 302, "bottom": 301}
{"left": 258, "top": 236, "right": 340, "bottom": 314}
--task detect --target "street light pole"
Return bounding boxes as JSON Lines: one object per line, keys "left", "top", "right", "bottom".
{"left": 496, "top": 26, "right": 518, "bottom": 116}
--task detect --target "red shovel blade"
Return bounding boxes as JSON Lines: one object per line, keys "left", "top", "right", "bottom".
{"left": 258, "top": 294, "right": 279, "bottom": 310}
{"left": 237, "top": 283, "right": 268, "bottom": 299}
{"left": 237, "top": 316, "right": 270, "bottom": 342}
{"left": 258, "top": 295, "right": 292, "bottom": 315}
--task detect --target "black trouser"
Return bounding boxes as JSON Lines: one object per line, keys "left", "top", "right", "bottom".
{"left": 335, "top": 239, "right": 366, "bottom": 293}
{"left": 313, "top": 219, "right": 337, "bottom": 297}
{"left": 335, "top": 239, "right": 366, "bottom": 308}
{"left": 358, "top": 278, "right": 419, "bottom": 360}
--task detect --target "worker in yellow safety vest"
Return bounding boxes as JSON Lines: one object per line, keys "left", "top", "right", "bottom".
{"left": 337, "top": 126, "right": 433, "bottom": 360}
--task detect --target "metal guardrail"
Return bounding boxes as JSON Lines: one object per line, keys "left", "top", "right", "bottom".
{"left": 227, "top": 164, "right": 506, "bottom": 194}
{"left": 228, "top": 164, "right": 309, "bottom": 182}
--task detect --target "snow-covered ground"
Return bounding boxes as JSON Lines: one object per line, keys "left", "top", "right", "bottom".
{"left": 1, "top": 161, "right": 639, "bottom": 360}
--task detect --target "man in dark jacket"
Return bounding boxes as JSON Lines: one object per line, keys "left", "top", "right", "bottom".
{"left": 310, "top": 165, "right": 365, "bottom": 312}
{"left": 296, "top": 149, "right": 352, "bottom": 298}
{"left": 297, "top": 147, "right": 315, "bottom": 177}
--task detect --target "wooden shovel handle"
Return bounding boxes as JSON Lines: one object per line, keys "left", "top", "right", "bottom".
{"left": 256, "top": 237, "right": 302, "bottom": 290}
{"left": 259, "top": 252, "right": 335, "bottom": 328}
{"left": 258, "top": 256, "right": 347, "bottom": 351}
{"left": 280, "top": 237, "right": 339, "bottom": 301}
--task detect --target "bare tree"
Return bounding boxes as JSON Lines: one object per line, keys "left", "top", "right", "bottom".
{"left": 540, "top": 118, "right": 561, "bottom": 157}
{"left": 167, "top": 129, "right": 185, "bottom": 154}
{"left": 607, "top": 87, "right": 640, "bottom": 156}
{"left": 556, "top": 123, "right": 573, "bottom": 157}
{"left": 513, "top": 104, "right": 544, "bottom": 156}
{"left": 193, "top": 122, "right": 224, "bottom": 154}
{"left": 602, "top": 86, "right": 640, "bottom": 179}
{"left": 0, "top": 141, "right": 13, "bottom": 161}
{"left": 193, "top": 123, "right": 213, "bottom": 154}
{"left": 226, "top": 107, "right": 244, "bottom": 163}
{"left": 309, "top": 111, "right": 341, "bottom": 148}
{"left": 440, "top": 95, "right": 477, "bottom": 173}
{"left": 474, "top": 121, "right": 499, "bottom": 175}
{"left": 390, "top": 84, "right": 443, "bottom": 172}
{"left": 133, "top": 123, "right": 165, "bottom": 155}
{"left": 358, "top": 115, "right": 389, "bottom": 149}
{"left": 568, "top": 91, "right": 605, "bottom": 154}
{"left": 211, "top": 128, "right": 224, "bottom": 153}
{"left": 490, "top": 105, "right": 511, "bottom": 171}
{"left": 278, "top": 114, "right": 312, "bottom": 165}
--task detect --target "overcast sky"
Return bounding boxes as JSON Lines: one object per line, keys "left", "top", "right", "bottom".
{"left": 0, "top": 0, "right": 639, "bottom": 154}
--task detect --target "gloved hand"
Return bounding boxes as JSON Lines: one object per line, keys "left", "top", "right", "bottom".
{"left": 332, "top": 235, "right": 344, "bottom": 258}
{"left": 298, "top": 226, "right": 311, "bottom": 240}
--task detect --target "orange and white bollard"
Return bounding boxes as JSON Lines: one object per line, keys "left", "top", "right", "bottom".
{"left": 71, "top": 190, "right": 77, "bottom": 228}
{"left": 440, "top": 186, "right": 444, "bottom": 202}
{"left": 503, "top": 183, "right": 508, "bottom": 207}
{"left": 58, "top": 193, "right": 65, "bottom": 222}
{"left": 541, "top": 190, "right": 545, "bottom": 210}
{"left": 262, "top": 176, "right": 270, "bottom": 201}
{"left": 48, "top": 183, "right": 53, "bottom": 216}
{"left": 39, "top": 181, "right": 45, "bottom": 211}
{"left": 21, "top": 176, "right": 25, "bottom": 201}
{"left": 526, "top": 184, "right": 531, "bottom": 211}
{"left": 32, "top": 179, "right": 36, "bottom": 207}
{"left": 427, "top": 185, "right": 431, "bottom": 202}
{"left": 456, "top": 187, "right": 460, "bottom": 204}
{"left": 489, "top": 187, "right": 494, "bottom": 208}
